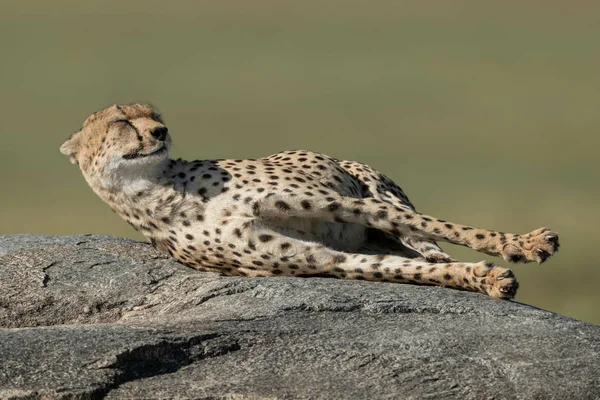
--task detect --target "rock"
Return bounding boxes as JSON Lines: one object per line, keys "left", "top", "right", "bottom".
{"left": 0, "top": 234, "right": 599, "bottom": 399}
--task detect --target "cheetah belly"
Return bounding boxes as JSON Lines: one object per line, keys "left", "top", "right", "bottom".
{"left": 267, "top": 217, "right": 367, "bottom": 252}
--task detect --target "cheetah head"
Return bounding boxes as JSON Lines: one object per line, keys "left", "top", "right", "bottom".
{"left": 60, "top": 103, "right": 171, "bottom": 190}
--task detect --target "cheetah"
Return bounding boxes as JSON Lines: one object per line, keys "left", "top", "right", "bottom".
{"left": 60, "top": 104, "right": 559, "bottom": 299}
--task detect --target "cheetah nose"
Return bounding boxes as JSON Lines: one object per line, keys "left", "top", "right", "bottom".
{"left": 150, "top": 126, "right": 168, "bottom": 141}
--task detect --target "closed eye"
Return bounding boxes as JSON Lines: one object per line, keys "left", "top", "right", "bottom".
{"left": 110, "top": 118, "right": 134, "bottom": 127}
{"left": 110, "top": 118, "right": 141, "bottom": 139}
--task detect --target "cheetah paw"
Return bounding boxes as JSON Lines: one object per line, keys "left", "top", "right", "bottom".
{"left": 501, "top": 228, "right": 559, "bottom": 264}
{"left": 474, "top": 262, "right": 519, "bottom": 299}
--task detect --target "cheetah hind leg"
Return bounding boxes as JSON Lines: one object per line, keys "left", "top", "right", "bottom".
{"left": 336, "top": 159, "right": 454, "bottom": 263}
{"left": 246, "top": 228, "right": 518, "bottom": 299}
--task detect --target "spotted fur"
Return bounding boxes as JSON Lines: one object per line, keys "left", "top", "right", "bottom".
{"left": 60, "top": 104, "right": 560, "bottom": 299}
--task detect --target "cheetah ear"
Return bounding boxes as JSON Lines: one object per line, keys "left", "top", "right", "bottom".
{"left": 60, "top": 131, "right": 81, "bottom": 164}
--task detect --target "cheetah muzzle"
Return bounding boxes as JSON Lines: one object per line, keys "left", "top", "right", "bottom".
{"left": 60, "top": 103, "right": 560, "bottom": 300}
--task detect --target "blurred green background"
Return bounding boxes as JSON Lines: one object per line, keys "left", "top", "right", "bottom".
{"left": 1, "top": 1, "right": 599, "bottom": 323}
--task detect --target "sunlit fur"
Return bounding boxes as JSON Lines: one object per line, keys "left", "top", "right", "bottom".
{"left": 61, "top": 103, "right": 560, "bottom": 299}
{"left": 60, "top": 104, "right": 172, "bottom": 195}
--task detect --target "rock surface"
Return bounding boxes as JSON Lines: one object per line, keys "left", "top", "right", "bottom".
{"left": 1, "top": 234, "right": 599, "bottom": 399}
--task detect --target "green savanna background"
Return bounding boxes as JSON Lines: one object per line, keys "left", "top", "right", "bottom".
{"left": 1, "top": 1, "right": 599, "bottom": 323}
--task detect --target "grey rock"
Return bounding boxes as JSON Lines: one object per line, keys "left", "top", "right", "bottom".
{"left": 0, "top": 234, "right": 599, "bottom": 399}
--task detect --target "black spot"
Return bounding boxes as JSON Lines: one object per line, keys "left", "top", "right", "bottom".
{"left": 376, "top": 210, "right": 388, "bottom": 219}
{"left": 259, "top": 234, "right": 274, "bottom": 242}
{"left": 333, "top": 255, "right": 347, "bottom": 263}
{"left": 300, "top": 200, "right": 312, "bottom": 210}
{"left": 476, "top": 234, "right": 485, "bottom": 240}
{"left": 443, "top": 273, "right": 452, "bottom": 280}
{"left": 328, "top": 202, "right": 341, "bottom": 211}
{"left": 275, "top": 201, "right": 290, "bottom": 211}
{"left": 185, "top": 234, "right": 194, "bottom": 240}
{"left": 373, "top": 272, "right": 383, "bottom": 279}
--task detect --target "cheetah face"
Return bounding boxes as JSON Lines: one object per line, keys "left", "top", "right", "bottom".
{"left": 60, "top": 103, "right": 172, "bottom": 188}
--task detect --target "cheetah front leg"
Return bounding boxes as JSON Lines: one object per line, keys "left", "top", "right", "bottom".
{"left": 254, "top": 195, "right": 559, "bottom": 264}
{"left": 239, "top": 227, "right": 518, "bottom": 298}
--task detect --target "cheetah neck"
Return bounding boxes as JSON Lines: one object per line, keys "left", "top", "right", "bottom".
{"left": 89, "top": 157, "right": 189, "bottom": 226}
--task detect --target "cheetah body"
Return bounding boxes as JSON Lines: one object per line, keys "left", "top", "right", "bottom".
{"left": 61, "top": 104, "right": 560, "bottom": 298}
